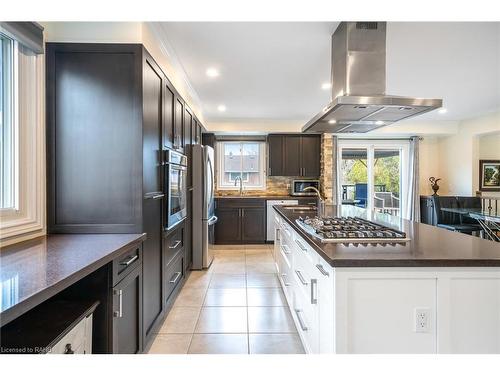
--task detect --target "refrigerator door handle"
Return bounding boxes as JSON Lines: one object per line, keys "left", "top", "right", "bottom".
{"left": 207, "top": 216, "right": 218, "bottom": 225}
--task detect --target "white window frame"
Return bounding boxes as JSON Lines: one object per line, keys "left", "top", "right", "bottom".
{"left": 337, "top": 139, "right": 410, "bottom": 219}
{"left": 216, "top": 141, "right": 267, "bottom": 191}
{"left": 0, "top": 39, "right": 45, "bottom": 245}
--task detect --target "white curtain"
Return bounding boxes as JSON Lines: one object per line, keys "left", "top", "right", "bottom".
{"left": 406, "top": 136, "right": 420, "bottom": 221}
{"left": 332, "top": 135, "right": 340, "bottom": 205}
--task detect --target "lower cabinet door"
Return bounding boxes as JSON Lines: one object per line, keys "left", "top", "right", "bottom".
{"left": 112, "top": 265, "right": 143, "bottom": 354}
{"left": 241, "top": 208, "right": 266, "bottom": 243}
{"left": 214, "top": 208, "right": 241, "bottom": 244}
{"left": 292, "top": 288, "right": 319, "bottom": 354}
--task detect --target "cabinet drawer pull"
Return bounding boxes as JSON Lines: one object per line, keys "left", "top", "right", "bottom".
{"left": 295, "top": 269, "right": 308, "bottom": 285}
{"left": 281, "top": 273, "right": 291, "bottom": 286}
{"left": 169, "top": 240, "right": 182, "bottom": 249}
{"left": 64, "top": 344, "right": 74, "bottom": 354}
{"left": 113, "top": 289, "right": 123, "bottom": 318}
{"left": 295, "top": 309, "right": 308, "bottom": 331}
{"left": 295, "top": 239, "right": 307, "bottom": 252}
{"left": 169, "top": 271, "right": 182, "bottom": 284}
{"left": 311, "top": 279, "right": 318, "bottom": 305}
{"left": 280, "top": 244, "right": 291, "bottom": 255}
{"left": 316, "top": 264, "right": 330, "bottom": 277}
{"left": 119, "top": 254, "right": 139, "bottom": 267}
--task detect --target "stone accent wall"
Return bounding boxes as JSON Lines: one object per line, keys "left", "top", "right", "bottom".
{"left": 320, "top": 134, "right": 334, "bottom": 203}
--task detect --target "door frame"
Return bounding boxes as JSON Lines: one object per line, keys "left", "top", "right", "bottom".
{"left": 337, "top": 139, "right": 410, "bottom": 218}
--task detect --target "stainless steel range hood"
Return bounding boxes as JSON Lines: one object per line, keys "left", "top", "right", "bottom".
{"left": 302, "top": 22, "right": 443, "bottom": 133}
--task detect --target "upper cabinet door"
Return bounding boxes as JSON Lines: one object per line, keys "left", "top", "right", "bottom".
{"left": 267, "top": 135, "right": 284, "bottom": 176}
{"left": 184, "top": 106, "right": 193, "bottom": 150}
{"left": 283, "top": 135, "right": 302, "bottom": 176}
{"left": 174, "top": 96, "right": 184, "bottom": 153}
{"left": 163, "top": 79, "right": 175, "bottom": 150}
{"left": 301, "top": 135, "right": 321, "bottom": 177}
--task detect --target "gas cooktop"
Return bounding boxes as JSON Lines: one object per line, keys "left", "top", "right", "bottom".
{"left": 296, "top": 216, "right": 410, "bottom": 245}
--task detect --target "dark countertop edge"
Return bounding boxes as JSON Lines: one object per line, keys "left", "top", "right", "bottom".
{"left": 0, "top": 234, "right": 146, "bottom": 327}
{"left": 215, "top": 195, "right": 316, "bottom": 199}
{"left": 273, "top": 206, "right": 500, "bottom": 268}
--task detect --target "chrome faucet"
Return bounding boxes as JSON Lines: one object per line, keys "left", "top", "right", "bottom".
{"left": 234, "top": 176, "right": 244, "bottom": 196}
{"left": 303, "top": 186, "right": 326, "bottom": 216}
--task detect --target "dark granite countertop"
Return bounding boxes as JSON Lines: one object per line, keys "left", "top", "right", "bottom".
{"left": 274, "top": 205, "right": 500, "bottom": 267}
{"left": 0, "top": 233, "right": 145, "bottom": 326}
{"left": 215, "top": 195, "right": 315, "bottom": 200}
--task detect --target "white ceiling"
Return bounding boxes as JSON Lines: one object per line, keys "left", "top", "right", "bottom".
{"left": 160, "top": 22, "right": 500, "bottom": 127}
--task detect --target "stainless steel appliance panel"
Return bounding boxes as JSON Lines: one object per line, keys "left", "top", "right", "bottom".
{"left": 192, "top": 144, "right": 216, "bottom": 269}
{"left": 291, "top": 180, "right": 320, "bottom": 196}
{"left": 165, "top": 149, "right": 187, "bottom": 230}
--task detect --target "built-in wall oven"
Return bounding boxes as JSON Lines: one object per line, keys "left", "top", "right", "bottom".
{"left": 165, "top": 149, "right": 187, "bottom": 230}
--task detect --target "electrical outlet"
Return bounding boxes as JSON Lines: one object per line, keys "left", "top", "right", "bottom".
{"left": 414, "top": 308, "right": 431, "bottom": 333}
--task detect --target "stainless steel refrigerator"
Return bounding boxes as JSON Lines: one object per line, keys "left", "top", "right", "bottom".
{"left": 192, "top": 144, "right": 216, "bottom": 269}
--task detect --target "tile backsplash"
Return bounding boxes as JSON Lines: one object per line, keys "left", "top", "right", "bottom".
{"left": 215, "top": 176, "right": 294, "bottom": 197}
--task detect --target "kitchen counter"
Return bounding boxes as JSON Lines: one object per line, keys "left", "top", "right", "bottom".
{"left": 215, "top": 195, "right": 316, "bottom": 200}
{"left": 274, "top": 204, "right": 500, "bottom": 267}
{"left": 0, "top": 233, "right": 146, "bottom": 326}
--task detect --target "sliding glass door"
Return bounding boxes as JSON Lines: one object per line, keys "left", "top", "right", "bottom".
{"left": 338, "top": 140, "right": 409, "bottom": 218}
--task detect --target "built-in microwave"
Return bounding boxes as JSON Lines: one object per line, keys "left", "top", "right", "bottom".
{"left": 165, "top": 149, "right": 188, "bottom": 230}
{"left": 291, "top": 179, "right": 320, "bottom": 196}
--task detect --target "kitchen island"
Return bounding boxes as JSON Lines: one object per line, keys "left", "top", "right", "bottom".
{"left": 273, "top": 205, "right": 500, "bottom": 354}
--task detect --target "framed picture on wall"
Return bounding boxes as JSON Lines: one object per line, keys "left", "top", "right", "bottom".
{"left": 479, "top": 160, "right": 500, "bottom": 192}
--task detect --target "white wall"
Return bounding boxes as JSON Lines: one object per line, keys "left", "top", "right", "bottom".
{"left": 434, "top": 111, "right": 500, "bottom": 196}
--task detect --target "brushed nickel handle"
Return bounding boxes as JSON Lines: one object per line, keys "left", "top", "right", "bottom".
{"left": 295, "top": 269, "right": 308, "bottom": 285}
{"left": 120, "top": 254, "right": 139, "bottom": 267}
{"left": 316, "top": 264, "right": 330, "bottom": 277}
{"left": 311, "top": 279, "right": 318, "bottom": 305}
{"left": 169, "top": 240, "right": 181, "bottom": 249}
{"left": 295, "top": 239, "right": 307, "bottom": 252}
{"left": 169, "top": 272, "right": 182, "bottom": 284}
{"left": 152, "top": 193, "right": 165, "bottom": 200}
{"left": 280, "top": 244, "right": 291, "bottom": 255}
{"left": 113, "top": 289, "right": 123, "bottom": 318}
{"left": 280, "top": 273, "right": 291, "bottom": 286}
{"left": 295, "top": 309, "right": 308, "bottom": 331}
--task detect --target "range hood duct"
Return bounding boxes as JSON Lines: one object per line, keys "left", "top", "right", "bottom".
{"left": 302, "top": 22, "right": 443, "bottom": 133}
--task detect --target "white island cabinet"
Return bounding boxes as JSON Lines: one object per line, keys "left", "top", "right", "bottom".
{"left": 274, "top": 214, "right": 500, "bottom": 354}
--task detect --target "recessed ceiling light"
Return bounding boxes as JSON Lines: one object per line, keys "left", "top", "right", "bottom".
{"left": 375, "top": 120, "right": 384, "bottom": 125}
{"left": 328, "top": 119, "right": 337, "bottom": 124}
{"left": 438, "top": 108, "right": 447, "bottom": 114}
{"left": 321, "top": 82, "right": 332, "bottom": 90}
{"left": 217, "top": 105, "right": 226, "bottom": 112}
{"left": 206, "top": 68, "right": 219, "bottom": 78}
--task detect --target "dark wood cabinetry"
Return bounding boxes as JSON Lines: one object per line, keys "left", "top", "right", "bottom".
{"left": 267, "top": 134, "right": 321, "bottom": 177}
{"left": 420, "top": 196, "right": 437, "bottom": 225}
{"left": 112, "top": 265, "right": 143, "bottom": 354}
{"left": 300, "top": 135, "right": 321, "bottom": 177}
{"left": 163, "top": 79, "right": 176, "bottom": 150}
{"left": 268, "top": 135, "right": 284, "bottom": 176}
{"left": 215, "top": 198, "right": 266, "bottom": 244}
{"left": 174, "top": 96, "right": 184, "bottom": 152}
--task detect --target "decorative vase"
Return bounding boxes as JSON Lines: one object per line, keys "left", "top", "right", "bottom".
{"left": 429, "top": 177, "right": 441, "bottom": 196}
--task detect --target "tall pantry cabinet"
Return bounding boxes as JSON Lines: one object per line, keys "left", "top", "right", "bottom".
{"left": 45, "top": 43, "right": 192, "bottom": 352}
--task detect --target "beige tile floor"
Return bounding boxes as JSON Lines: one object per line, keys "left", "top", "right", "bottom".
{"left": 147, "top": 244, "right": 305, "bottom": 354}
